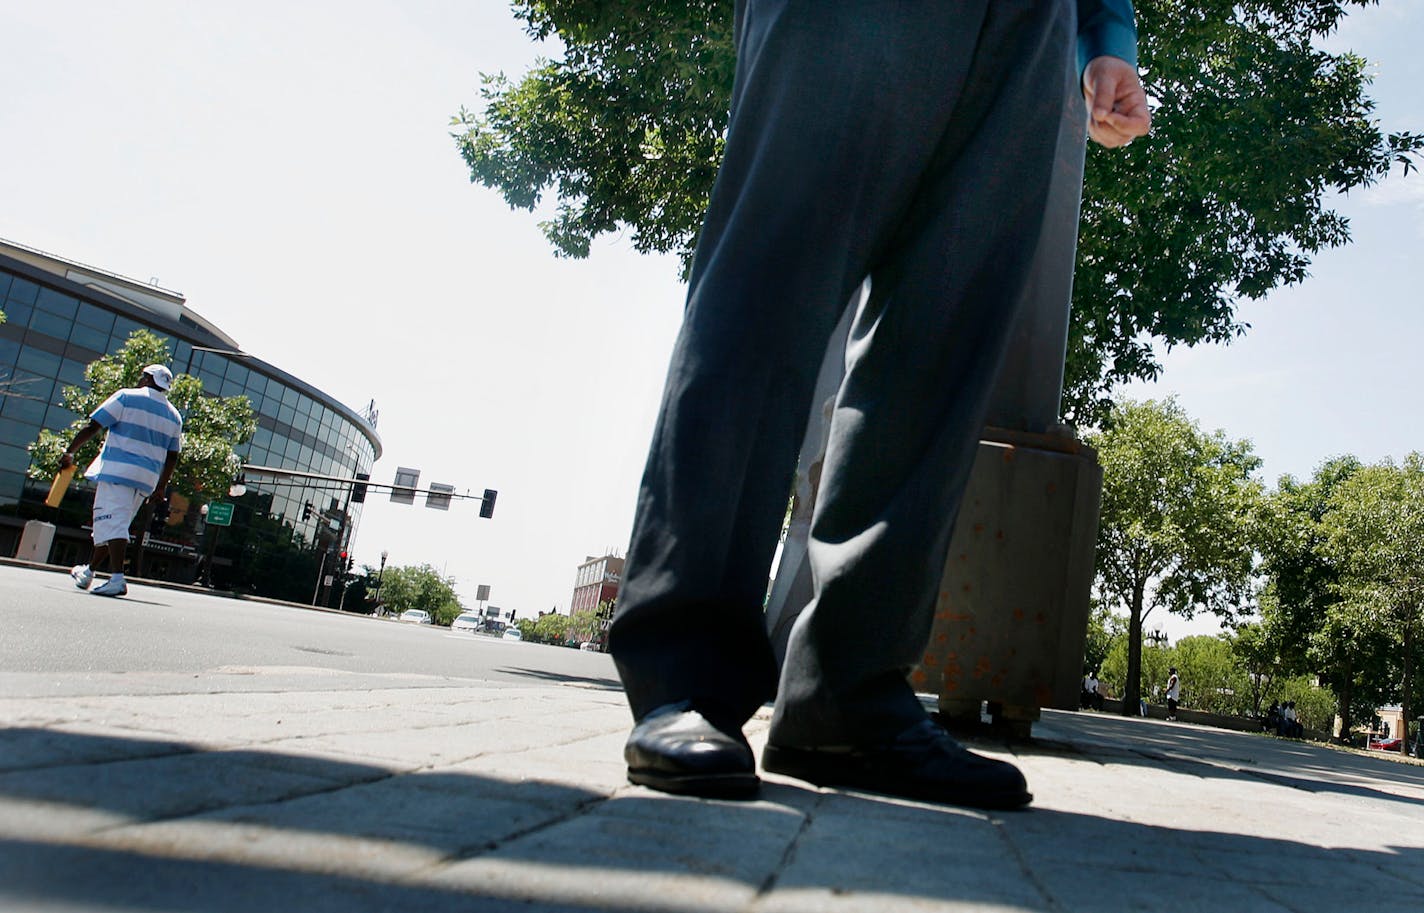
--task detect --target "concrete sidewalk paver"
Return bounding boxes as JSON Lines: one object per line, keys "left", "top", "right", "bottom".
{"left": 3, "top": 666, "right": 1424, "bottom": 912}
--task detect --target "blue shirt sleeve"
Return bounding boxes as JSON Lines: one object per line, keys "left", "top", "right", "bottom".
{"left": 90, "top": 390, "right": 126, "bottom": 428}
{"left": 1077, "top": 0, "right": 1139, "bottom": 76}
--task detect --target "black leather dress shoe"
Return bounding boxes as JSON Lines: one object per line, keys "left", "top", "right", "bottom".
{"left": 624, "top": 702, "right": 759, "bottom": 798}
{"left": 762, "top": 718, "right": 1031, "bottom": 810}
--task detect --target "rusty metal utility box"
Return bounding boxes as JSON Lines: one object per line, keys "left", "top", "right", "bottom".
{"left": 910, "top": 429, "right": 1101, "bottom": 734}
{"left": 16, "top": 520, "right": 56, "bottom": 564}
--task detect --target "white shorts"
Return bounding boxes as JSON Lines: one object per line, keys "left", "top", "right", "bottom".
{"left": 92, "top": 482, "right": 147, "bottom": 544}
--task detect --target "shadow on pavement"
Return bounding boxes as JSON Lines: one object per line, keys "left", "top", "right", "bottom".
{"left": 4, "top": 728, "right": 1424, "bottom": 911}
{"left": 496, "top": 666, "right": 624, "bottom": 691}
{"left": 1026, "top": 712, "right": 1424, "bottom": 811}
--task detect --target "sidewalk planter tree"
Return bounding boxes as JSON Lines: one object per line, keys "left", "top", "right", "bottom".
{"left": 456, "top": 0, "right": 1420, "bottom": 422}
{"left": 1088, "top": 398, "right": 1261, "bottom": 716}
{"left": 27, "top": 330, "right": 256, "bottom": 574}
{"left": 29, "top": 330, "right": 256, "bottom": 502}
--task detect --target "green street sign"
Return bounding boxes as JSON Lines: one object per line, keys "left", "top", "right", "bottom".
{"left": 206, "top": 502, "right": 235, "bottom": 527}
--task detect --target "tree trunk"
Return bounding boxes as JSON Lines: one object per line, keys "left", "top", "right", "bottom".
{"left": 1337, "top": 660, "right": 1354, "bottom": 745}
{"left": 1121, "top": 578, "right": 1146, "bottom": 716}
{"left": 1401, "top": 623, "right": 1414, "bottom": 757}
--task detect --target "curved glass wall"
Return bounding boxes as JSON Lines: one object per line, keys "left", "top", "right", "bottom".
{"left": 0, "top": 253, "right": 381, "bottom": 603}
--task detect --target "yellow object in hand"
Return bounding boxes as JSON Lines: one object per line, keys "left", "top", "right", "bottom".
{"left": 45, "top": 464, "right": 77, "bottom": 508}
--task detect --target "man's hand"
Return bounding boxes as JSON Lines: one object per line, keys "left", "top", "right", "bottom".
{"left": 1083, "top": 56, "right": 1151, "bottom": 148}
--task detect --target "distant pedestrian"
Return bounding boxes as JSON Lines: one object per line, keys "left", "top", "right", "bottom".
{"left": 61, "top": 364, "right": 183, "bottom": 598}
{"left": 1165, "top": 667, "right": 1180, "bottom": 721}
{"left": 1081, "top": 670, "right": 1100, "bottom": 710}
{"left": 1281, "top": 701, "right": 1302, "bottom": 738}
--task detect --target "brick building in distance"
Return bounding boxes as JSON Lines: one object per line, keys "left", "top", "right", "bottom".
{"left": 569, "top": 553, "right": 623, "bottom": 648}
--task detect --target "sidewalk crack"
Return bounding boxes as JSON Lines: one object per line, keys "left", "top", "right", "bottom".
{"left": 990, "top": 817, "right": 1064, "bottom": 913}
{"left": 753, "top": 792, "right": 824, "bottom": 899}
{"left": 414, "top": 791, "right": 612, "bottom": 873}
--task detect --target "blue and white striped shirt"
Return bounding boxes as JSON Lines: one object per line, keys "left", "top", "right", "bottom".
{"left": 85, "top": 387, "right": 184, "bottom": 494}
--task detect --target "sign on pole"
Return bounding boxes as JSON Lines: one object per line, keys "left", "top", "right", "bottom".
{"left": 391, "top": 467, "right": 420, "bottom": 505}
{"left": 206, "top": 502, "right": 234, "bottom": 527}
{"left": 476, "top": 584, "right": 491, "bottom": 602}
{"left": 426, "top": 482, "right": 454, "bottom": 511}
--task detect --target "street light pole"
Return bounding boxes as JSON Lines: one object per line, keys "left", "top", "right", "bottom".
{"left": 374, "top": 549, "right": 389, "bottom": 614}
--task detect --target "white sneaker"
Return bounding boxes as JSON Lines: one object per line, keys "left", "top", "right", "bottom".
{"left": 91, "top": 575, "right": 128, "bottom": 597}
{"left": 71, "top": 565, "right": 94, "bottom": 589}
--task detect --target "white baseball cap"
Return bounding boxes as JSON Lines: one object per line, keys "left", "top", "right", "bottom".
{"left": 142, "top": 364, "right": 174, "bottom": 391}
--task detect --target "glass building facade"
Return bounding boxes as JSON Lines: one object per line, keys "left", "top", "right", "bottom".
{"left": 0, "top": 240, "right": 381, "bottom": 600}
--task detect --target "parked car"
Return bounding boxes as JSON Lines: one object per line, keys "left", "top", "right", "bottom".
{"left": 1367, "top": 736, "right": 1403, "bottom": 752}
{"left": 502, "top": 626, "right": 523, "bottom": 641}
{"left": 399, "top": 609, "right": 431, "bottom": 625}
{"left": 579, "top": 641, "right": 601, "bottom": 652}
{"left": 450, "top": 613, "right": 481, "bottom": 634}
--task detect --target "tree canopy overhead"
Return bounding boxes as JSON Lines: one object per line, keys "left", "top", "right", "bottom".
{"left": 457, "top": 0, "right": 1421, "bottom": 422}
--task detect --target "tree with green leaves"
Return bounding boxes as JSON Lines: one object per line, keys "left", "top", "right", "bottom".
{"left": 533, "top": 610, "right": 572, "bottom": 645}
{"left": 1321, "top": 455, "right": 1424, "bottom": 755}
{"left": 1228, "top": 622, "right": 1279, "bottom": 718}
{"left": 28, "top": 330, "right": 255, "bottom": 503}
{"left": 377, "top": 563, "right": 465, "bottom": 626}
{"left": 1083, "top": 601, "right": 1126, "bottom": 678}
{"left": 569, "top": 605, "right": 603, "bottom": 645}
{"left": 1253, "top": 456, "right": 1385, "bottom": 739}
{"left": 457, "top": 0, "right": 1420, "bottom": 421}
{"left": 1089, "top": 398, "right": 1262, "bottom": 715}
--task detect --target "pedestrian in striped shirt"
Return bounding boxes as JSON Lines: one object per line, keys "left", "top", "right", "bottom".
{"left": 60, "top": 364, "right": 184, "bottom": 597}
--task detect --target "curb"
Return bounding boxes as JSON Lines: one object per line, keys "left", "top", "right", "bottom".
{"left": 0, "top": 556, "right": 373, "bottom": 619}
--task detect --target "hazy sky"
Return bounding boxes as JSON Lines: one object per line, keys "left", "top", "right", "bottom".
{"left": 2, "top": 2, "right": 1420, "bottom": 639}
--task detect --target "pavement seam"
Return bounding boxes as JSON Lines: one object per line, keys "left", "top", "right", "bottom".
{"left": 84, "top": 768, "right": 402, "bottom": 838}
{"left": 989, "top": 816, "right": 1063, "bottom": 912}
{"left": 404, "top": 789, "right": 613, "bottom": 878}
{"left": 750, "top": 791, "right": 823, "bottom": 903}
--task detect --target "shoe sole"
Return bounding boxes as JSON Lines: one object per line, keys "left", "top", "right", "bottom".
{"left": 762, "top": 745, "right": 1032, "bottom": 810}
{"left": 91, "top": 587, "right": 127, "bottom": 597}
{"left": 628, "top": 767, "right": 761, "bottom": 799}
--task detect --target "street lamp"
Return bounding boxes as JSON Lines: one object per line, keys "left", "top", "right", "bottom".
{"left": 374, "top": 549, "right": 389, "bottom": 615}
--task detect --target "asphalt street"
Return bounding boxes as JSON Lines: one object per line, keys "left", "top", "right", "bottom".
{"left": 0, "top": 563, "right": 621, "bottom": 694}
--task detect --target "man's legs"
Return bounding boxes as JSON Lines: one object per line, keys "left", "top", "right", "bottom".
{"left": 612, "top": 0, "right": 1047, "bottom": 796}
{"left": 610, "top": 0, "right": 1006, "bottom": 729}
{"left": 85, "top": 483, "right": 143, "bottom": 596}
{"left": 770, "top": 0, "right": 1077, "bottom": 751}
{"left": 612, "top": 0, "right": 1077, "bottom": 806}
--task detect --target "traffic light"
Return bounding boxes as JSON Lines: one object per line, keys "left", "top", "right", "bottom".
{"left": 352, "top": 472, "right": 369, "bottom": 503}
{"left": 339, "top": 550, "right": 350, "bottom": 573}
{"left": 302, "top": 501, "right": 313, "bottom": 521}
{"left": 479, "top": 488, "right": 498, "bottom": 519}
